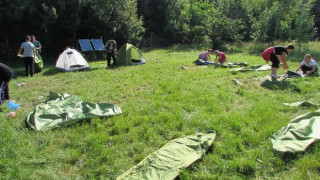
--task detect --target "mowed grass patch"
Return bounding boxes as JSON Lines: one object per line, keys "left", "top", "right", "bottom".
{"left": 1, "top": 44, "right": 320, "bottom": 179}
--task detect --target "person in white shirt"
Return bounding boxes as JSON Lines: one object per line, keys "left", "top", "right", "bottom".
{"left": 17, "top": 35, "right": 36, "bottom": 77}
{"left": 296, "top": 54, "right": 318, "bottom": 76}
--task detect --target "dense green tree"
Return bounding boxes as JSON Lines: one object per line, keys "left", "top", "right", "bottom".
{"left": 311, "top": 0, "right": 320, "bottom": 38}
{"left": 294, "top": 2, "right": 317, "bottom": 46}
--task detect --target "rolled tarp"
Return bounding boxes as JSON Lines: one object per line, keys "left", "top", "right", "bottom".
{"left": 271, "top": 110, "right": 320, "bottom": 157}
{"left": 26, "top": 92, "right": 122, "bottom": 131}
{"left": 117, "top": 131, "right": 216, "bottom": 180}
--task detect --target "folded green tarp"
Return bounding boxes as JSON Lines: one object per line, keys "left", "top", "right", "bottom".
{"left": 117, "top": 132, "right": 216, "bottom": 180}
{"left": 26, "top": 92, "right": 122, "bottom": 131}
{"left": 271, "top": 110, "right": 320, "bottom": 157}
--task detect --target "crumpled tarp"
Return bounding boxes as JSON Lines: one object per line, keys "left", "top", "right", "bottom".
{"left": 26, "top": 92, "right": 122, "bottom": 131}
{"left": 229, "top": 64, "right": 271, "bottom": 72}
{"left": 117, "top": 132, "right": 216, "bottom": 180}
{"left": 283, "top": 101, "right": 318, "bottom": 107}
{"left": 271, "top": 110, "right": 320, "bottom": 157}
{"left": 193, "top": 60, "right": 248, "bottom": 67}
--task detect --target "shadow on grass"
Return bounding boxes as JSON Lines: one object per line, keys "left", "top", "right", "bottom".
{"left": 260, "top": 79, "right": 301, "bottom": 92}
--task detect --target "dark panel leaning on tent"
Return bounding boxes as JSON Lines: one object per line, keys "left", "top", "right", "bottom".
{"left": 91, "top": 39, "right": 106, "bottom": 51}
{"left": 116, "top": 43, "right": 146, "bottom": 66}
{"left": 78, "top": 39, "right": 94, "bottom": 51}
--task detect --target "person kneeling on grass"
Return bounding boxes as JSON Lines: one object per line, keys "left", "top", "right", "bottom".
{"left": 198, "top": 49, "right": 212, "bottom": 62}
{"left": 261, "top": 44, "right": 295, "bottom": 79}
{"left": 296, "top": 54, "right": 318, "bottom": 77}
{"left": 214, "top": 50, "right": 227, "bottom": 64}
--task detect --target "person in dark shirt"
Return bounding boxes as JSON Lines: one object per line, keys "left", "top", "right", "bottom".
{"left": 261, "top": 44, "right": 295, "bottom": 79}
{"left": 0, "top": 63, "right": 13, "bottom": 104}
{"left": 105, "top": 40, "right": 117, "bottom": 67}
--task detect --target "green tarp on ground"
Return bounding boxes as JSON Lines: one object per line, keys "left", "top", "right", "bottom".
{"left": 271, "top": 110, "right": 320, "bottom": 157}
{"left": 26, "top": 92, "right": 122, "bottom": 131}
{"left": 117, "top": 132, "right": 216, "bottom": 180}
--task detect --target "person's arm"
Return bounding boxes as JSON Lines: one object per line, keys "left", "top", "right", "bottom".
{"left": 214, "top": 55, "right": 218, "bottom": 62}
{"left": 280, "top": 53, "right": 289, "bottom": 70}
{"left": 296, "top": 64, "right": 303, "bottom": 72}
{"left": 37, "top": 41, "right": 42, "bottom": 50}
{"left": 33, "top": 48, "right": 36, "bottom": 60}
{"left": 105, "top": 40, "right": 110, "bottom": 49}
{"left": 17, "top": 48, "right": 22, "bottom": 56}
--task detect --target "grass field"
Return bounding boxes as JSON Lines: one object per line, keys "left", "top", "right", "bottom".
{"left": 1, "top": 42, "right": 320, "bottom": 179}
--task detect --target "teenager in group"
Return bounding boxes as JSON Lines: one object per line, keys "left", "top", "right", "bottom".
{"left": 296, "top": 54, "right": 318, "bottom": 76}
{"left": 0, "top": 63, "right": 13, "bottom": 104}
{"left": 198, "top": 49, "right": 212, "bottom": 61}
{"left": 17, "top": 35, "right": 36, "bottom": 77}
{"left": 214, "top": 50, "right": 227, "bottom": 64}
{"left": 261, "top": 44, "right": 295, "bottom": 78}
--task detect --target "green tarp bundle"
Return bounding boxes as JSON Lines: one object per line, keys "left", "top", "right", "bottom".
{"left": 34, "top": 51, "right": 43, "bottom": 72}
{"left": 26, "top": 92, "right": 122, "bottom": 131}
{"left": 117, "top": 132, "right": 216, "bottom": 180}
{"left": 271, "top": 110, "right": 320, "bottom": 157}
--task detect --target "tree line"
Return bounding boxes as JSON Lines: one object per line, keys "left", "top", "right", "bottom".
{"left": 0, "top": 0, "right": 319, "bottom": 58}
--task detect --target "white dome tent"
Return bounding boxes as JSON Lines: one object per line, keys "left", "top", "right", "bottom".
{"left": 56, "top": 48, "right": 90, "bottom": 71}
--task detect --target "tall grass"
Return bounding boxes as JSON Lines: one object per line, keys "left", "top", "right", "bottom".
{"left": 1, "top": 44, "right": 320, "bottom": 179}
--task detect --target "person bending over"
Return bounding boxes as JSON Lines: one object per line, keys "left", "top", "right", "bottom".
{"left": 261, "top": 44, "right": 294, "bottom": 79}
{"left": 198, "top": 49, "right": 212, "bottom": 61}
{"left": 214, "top": 50, "right": 227, "bottom": 64}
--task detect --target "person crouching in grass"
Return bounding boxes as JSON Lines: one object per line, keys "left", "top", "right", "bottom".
{"left": 198, "top": 49, "right": 212, "bottom": 62}
{"left": 213, "top": 50, "right": 227, "bottom": 64}
{"left": 296, "top": 54, "right": 319, "bottom": 77}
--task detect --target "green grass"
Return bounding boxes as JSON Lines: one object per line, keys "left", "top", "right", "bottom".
{"left": 1, "top": 42, "right": 320, "bottom": 179}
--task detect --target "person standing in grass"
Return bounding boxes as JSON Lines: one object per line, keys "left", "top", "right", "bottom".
{"left": 295, "top": 54, "right": 318, "bottom": 76}
{"left": 214, "top": 50, "right": 227, "bottom": 63}
{"left": 31, "top": 35, "right": 44, "bottom": 72}
{"left": 198, "top": 49, "right": 212, "bottom": 61}
{"left": 17, "top": 35, "right": 36, "bottom": 77}
{"left": 261, "top": 44, "right": 295, "bottom": 79}
{"left": 31, "top": 35, "right": 42, "bottom": 53}
{"left": 0, "top": 63, "right": 13, "bottom": 104}
{"left": 105, "top": 39, "right": 117, "bottom": 67}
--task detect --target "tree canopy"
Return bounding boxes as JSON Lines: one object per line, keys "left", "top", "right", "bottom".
{"left": 0, "top": 0, "right": 318, "bottom": 58}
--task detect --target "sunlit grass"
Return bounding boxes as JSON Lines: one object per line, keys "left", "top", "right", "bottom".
{"left": 1, "top": 43, "right": 320, "bottom": 179}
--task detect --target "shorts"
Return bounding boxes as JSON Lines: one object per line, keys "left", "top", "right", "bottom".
{"left": 270, "top": 53, "right": 280, "bottom": 68}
